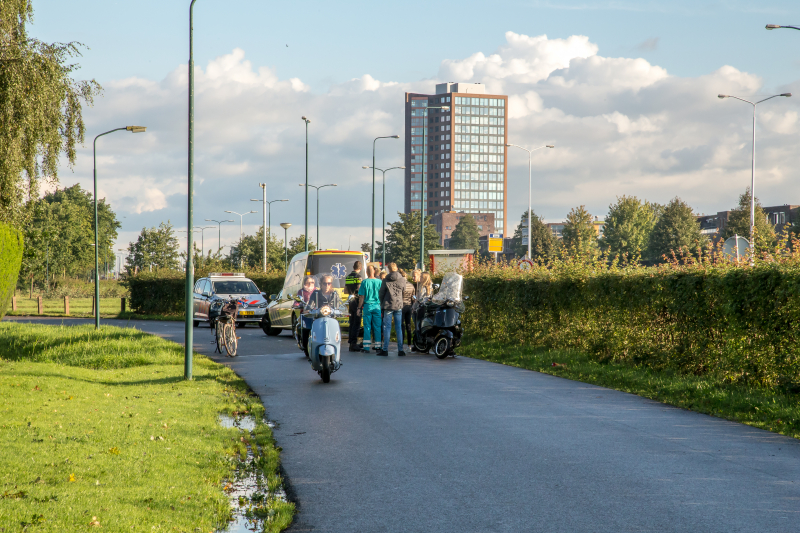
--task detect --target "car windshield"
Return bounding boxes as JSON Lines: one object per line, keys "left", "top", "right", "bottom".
{"left": 212, "top": 280, "right": 259, "bottom": 294}
{"left": 432, "top": 272, "right": 463, "bottom": 303}
{"left": 308, "top": 255, "right": 362, "bottom": 290}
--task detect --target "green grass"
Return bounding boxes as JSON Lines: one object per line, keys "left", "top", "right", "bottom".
{"left": 0, "top": 323, "right": 294, "bottom": 532}
{"left": 459, "top": 337, "right": 800, "bottom": 440}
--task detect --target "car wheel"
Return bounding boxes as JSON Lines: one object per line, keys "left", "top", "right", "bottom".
{"left": 261, "top": 316, "right": 282, "bottom": 336}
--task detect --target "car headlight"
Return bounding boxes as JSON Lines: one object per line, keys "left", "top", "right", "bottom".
{"left": 320, "top": 306, "right": 331, "bottom": 317}
{"left": 257, "top": 301, "right": 268, "bottom": 308}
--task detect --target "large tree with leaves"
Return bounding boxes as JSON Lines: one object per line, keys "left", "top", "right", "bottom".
{"left": 721, "top": 188, "right": 776, "bottom": 252}
{"left": 647, "top": 197, "right": 705, "bottom": 260}
{"left": 376, "top": 211, "right": 442, "bottom": 270}
{"left": 602, "top": 196, "right": 658, "bottom": 260}
{"left": 448, "top": 215, "right": 481, "bottom": 250}
{"left": 562, "top": 205, "right": 598, "bottom": 256}
{"left": 0, "top": 1, "right": 100, "bottom": 225}
{"left": 126, "top": 221, "right": 180, "bottom": 272}
{"left": 510, "top": 210, "right": 558, "bottom": 259}
{"left": 228, "top": 228, "right": 308, "bottom": 271}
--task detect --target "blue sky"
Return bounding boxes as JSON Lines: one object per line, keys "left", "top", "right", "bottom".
{"left": 32, "top": 0, "right": 800, "bottom": 254}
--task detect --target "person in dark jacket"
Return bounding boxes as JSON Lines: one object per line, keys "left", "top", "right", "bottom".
{"left": 400, "top": 269, "right": 415, "bottom": 352}
{"left": 344, "top": 261, "right": 363, "bottom": 351}
{"left": 378, "top": 262, "right": 407, "bottom": 356}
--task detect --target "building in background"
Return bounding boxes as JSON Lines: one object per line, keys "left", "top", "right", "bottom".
{"left": 696, "top": 204, "right": 798, "bottom": 241}
{"left": 404, "top": 82, "right": 509, "bottom": 234}
{"left": 431, "top": 212, "right": 495, "bottom": 247}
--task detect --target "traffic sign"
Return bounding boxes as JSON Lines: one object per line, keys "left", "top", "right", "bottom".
{"left": 488, "top": 233, "right": 503, "bottom": 253}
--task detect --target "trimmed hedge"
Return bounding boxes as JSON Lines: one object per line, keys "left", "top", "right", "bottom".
{"left": 125, "top": 269, "right": 285, "bottom": 315}
{"left": 0, "top": 223, "right": 24, "bottom": 320}
{"left": 462, "top": 261, "right": 800, "bottom": 388}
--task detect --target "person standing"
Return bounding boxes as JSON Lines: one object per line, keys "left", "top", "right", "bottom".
{"left": 411, "top": 271, "right": 432, "bottom": 353}
{"left": 400, "top": 269, "right": 415, "bottom": 352}
{"left": 378, "top": 262, "right": 407, "bottom": 356}
{"left": 358, "top": 265, "right": 382, "bottom": 353}
{"left": 345, "top": 260, "right": 363, "bottom": 352}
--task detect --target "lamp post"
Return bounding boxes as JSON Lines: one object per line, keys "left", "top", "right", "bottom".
{"left": 302, "top": 116, "right": 310, "bottom": 251}
{"left": 251, "top": 187, "right": 288, "bottom": 271}
{"left": 718, "top": 92, "right": 791, "bottom": 248}
{"left": 505, "top": 144, "right": 555, "bottom": 260}
{"left": 205, "top": 219, "right": 234, "bottom": 253}
{"left": 363, "top": 165, "right": 405, "bottom": 266}
{"left": 280, "top": 223, "right": 292, "bottom": 270}
{"left": 299, "top": 183, "right": 336, "bottom": 249}
{"left": 224, "top": 210, "right": 258, "bottom": 239}
{"left": 370, "top": 135, "right": 400, "bottom": 260}
{"left": 766, "top": 24, "right": 800, "bottom": 30}
{"left": 185, "top": 0, "right": 200, "bottom": 380}
{"left": 118, "top": 248, "right": 126, "bottom": 277}
{"left": 93, "top": 125, "right": 146, "bottom": 329}
{"left": 418, "top": 106, "right": 449, "bottom": 271}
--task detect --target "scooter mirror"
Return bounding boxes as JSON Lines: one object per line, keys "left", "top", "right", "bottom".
{"left": 432, "top": 284, "right": 440, "bottom": 291}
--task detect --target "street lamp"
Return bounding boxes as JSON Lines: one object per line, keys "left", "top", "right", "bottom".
{"left": 506, "top": 144, "right": 555, "bottom": 260}
{"left": 299, "top": 183, "right": 336, "bottom": 249}
{"left": 224, "top": 210, "right": 258, "bottom": 239}
{"left": 718, "top": 92, "right": 791, "bottom": 249}
{"left": 302, "top": 116, "right": 310, "bottom": 251}
{"left": 251, "top": 186, "right": 288, "bottom": 271}
{"left": 370, "top": 135, "right": 400, "bottom": 260}
{"left": 118, "top": 248, "right": 127, "bottom": 277}
{"left": 766, "top": 24, "right": 800, "bottom": 30}
{"left": 205, "top": 219, "right": 234, "bottom": 253}
{"left": 93, "top": 125, "right": 146, "bottom": 329}
{"left": 280, "top": 222, "right": 292, "bottom": 270}
{"left": 362, "top": 165, "right": 405, "bottom": 266}
{"left": 186, "top": 0, "right": 200, "bottom": 380}
{"left": 418, "top": 106, "right": 449, "bottom": 270}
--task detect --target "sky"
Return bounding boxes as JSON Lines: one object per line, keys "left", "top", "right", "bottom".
{"left": 29, "top": 0, "right": 800, "bottom": 260}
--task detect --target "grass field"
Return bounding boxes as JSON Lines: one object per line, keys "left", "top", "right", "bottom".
{"left": 0, "top": 323, "right": 294, "bottom": 532}
{"left": 459, "top": 337, "right": 800, "bottom": 440}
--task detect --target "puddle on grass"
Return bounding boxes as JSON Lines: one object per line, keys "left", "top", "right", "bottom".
{"left": 217, "top": 414, "right": 287, "bottom": 533}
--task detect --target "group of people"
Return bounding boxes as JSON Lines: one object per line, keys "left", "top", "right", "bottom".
{"left": 345, "top": 260, "right": 432, "bottom": 356}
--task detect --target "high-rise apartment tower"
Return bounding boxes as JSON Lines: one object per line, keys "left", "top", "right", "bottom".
{"left": 404, "top": 82, "right": 508, "bottom": 233}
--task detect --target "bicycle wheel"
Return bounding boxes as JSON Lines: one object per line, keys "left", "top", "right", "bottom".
{"left": 223, "top": 323, "right": 238, "bottom": 356}
{"left": 215, "top": 320, "right": 224, "bottom": 353}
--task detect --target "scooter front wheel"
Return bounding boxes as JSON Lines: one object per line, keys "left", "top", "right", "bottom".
{"left": 434, "top": 336, "right": 450, "bottom": 359}
{"left": 413, "top": 331, "right": 429, "bottom": 353}
{"left": 320, "top": 356, "right": 331, "bottom": 383}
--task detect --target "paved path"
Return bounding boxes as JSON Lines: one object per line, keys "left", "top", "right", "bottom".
{"left": 8, "top": 317, "right": 800, "bottom": 532}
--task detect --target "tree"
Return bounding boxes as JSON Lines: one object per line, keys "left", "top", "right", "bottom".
{"left": 510, "top": 210, "right": 558, "bottom": 259}
{"left": 0, "top": 1, "right": 100, "bottom": 225}
{"left": 127, "top": 221, "right": 180, "bottom": 272}
{"left": 647, "top": 197, "right": 705, "bottom": 260}
{"left": 448, "top": 215, "right": 481, "bottom": 250}
{"left": 376, "top": 211, "right": 442, "bottom": 270}
{"left": 562, "top": 205, "right": 598, "bottom": 256}
{"left": 602, "top": 196, "right": 657, "bottom": 259}
{"left": 228, "top": 227, "right": 292, "bottom": 271}
{"left": 721, "top": 188, "right": 776, "bottom": 252}
{"left": 19, "top": 184, "right": 119, "bottom": 284}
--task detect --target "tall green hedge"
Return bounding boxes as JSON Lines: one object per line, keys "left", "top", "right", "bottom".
{"left": 124, "top": 269, "right": 285, "bottom": 315}
{"left": 0, "top": 223, "right": 24, "bottom": 320}
{"left": 461, "top": 261, "right": 800, "bottom": 388}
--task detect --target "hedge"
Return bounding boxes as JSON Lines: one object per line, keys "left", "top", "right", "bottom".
{"left": 461, "top": 259, "right": 800, "bottom": 388}
{"left": 125, "top": 269, "right": 285, "bottom": 315}
{"left": 0, "top": 223, "right": 24, "bottom": 321}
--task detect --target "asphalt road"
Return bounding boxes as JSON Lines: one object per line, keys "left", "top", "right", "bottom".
{"left": 8, "top": 317, "right": 800, "bottom": 532}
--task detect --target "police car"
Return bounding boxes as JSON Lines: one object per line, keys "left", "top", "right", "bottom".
{"left": 191, "top": 272, "right": 269, "bottom": 327}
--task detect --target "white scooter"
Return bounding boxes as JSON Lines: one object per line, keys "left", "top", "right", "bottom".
{"left": 305, "top": 304, "right": 343, "bottom": 383}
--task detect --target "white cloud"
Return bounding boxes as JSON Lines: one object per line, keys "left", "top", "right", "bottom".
{"left": 57, "top": 31, "right": 800, "bottom": 252}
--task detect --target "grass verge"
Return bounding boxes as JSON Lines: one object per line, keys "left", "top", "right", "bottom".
{"left": 459, "top": 337, "right": 800, "bottom": 440}
{"left": 0, "top": 322, "right": 294, "bottom": 531}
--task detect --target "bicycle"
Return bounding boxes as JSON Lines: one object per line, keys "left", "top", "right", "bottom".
{"left": 213, "top": 298, "right": 240, "bottom": 357}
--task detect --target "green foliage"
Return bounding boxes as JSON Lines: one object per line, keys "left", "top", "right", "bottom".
{"left": 461, "top": 250, "right": 800, "bottom": 390}
{"left": 647, "top": 197, "right": 705, "bottom": 261}
{"left": 377, "top": 211, "right": 442, "bottom": 270}
{"left": 721, "top": 188, "right": 776, "bottom": 252}
{"left": 561, "top": 205, "right": 598, "bottom": 256}
{"left": 126, "top": 221, "right": 180, "bottom": 273}
{"left": 228, "top": 227, "right": 290, "bottom": 271}
{"left": 448, "top": 214, "right": 480, "bottom": 250}
{"left": 20, "top": 185, "right": 120, "bottom": 286}
{"left": 602, "top": 196, "right": 657, "bottom": 259}
{"left": 125, "top": 269, "right": 285, "bottom": 316}
{"left": 0, "top": 1, "right": 101, "bottom": 225}
{"left": 0, "top": 222, "right": 24, "bottom": 320}
{"left": 510, "top": 210, "right": 558, "bottom": 259}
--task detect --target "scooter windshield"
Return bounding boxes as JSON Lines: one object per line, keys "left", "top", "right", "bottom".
{"left": 432, "top": 272, "right": 463, "bottom": 304}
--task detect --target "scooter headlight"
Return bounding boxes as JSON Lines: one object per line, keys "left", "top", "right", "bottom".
{"left": 320, "top": 306, "right": 332, "bottom": 317}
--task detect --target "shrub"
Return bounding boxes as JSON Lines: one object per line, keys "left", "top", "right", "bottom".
{"left": 125, "top": 268, "right": 285, "bottom": 315}
{"left": 0, "top": 223, "right": 23, "bottom": 320}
